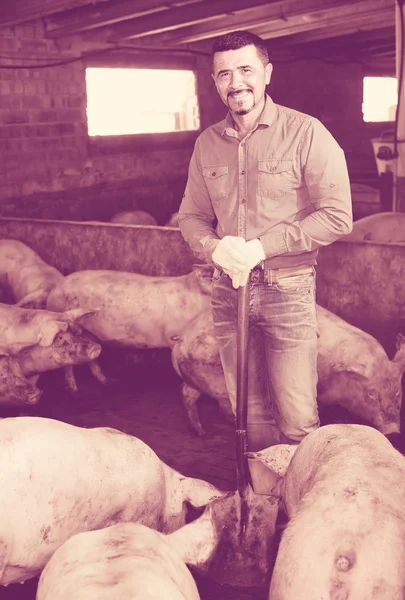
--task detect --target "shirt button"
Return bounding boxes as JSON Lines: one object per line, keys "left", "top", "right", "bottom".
{"left": 212, "top": 172, "right": 216, "bottom": 176}
{"left": 241, "top": 199, "right": 246, "bottom": 204}
{"left": 241, "top": 170, "right": 245, "bottom": 175}
{"left": 330, "top": 183, "right": 335, "bottom": 188}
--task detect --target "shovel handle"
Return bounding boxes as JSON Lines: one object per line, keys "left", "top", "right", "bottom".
{"left": 236, "top": 278, "right": 250, "bottom": 538}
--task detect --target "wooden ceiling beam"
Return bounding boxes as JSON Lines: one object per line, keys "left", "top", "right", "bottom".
{"left": 103, "top": 0, "right": 281, "bottom": 42}
{"left": 267, "top": 24, "right": 395, "bottom": 52}
{"left": 44, "top": 0, "right": 199, "bottom": 38}
{"left": 256, "top": 8, "right": 394, "bottom": 43}
{"left": 134, "top": 0, "right": 392, "bottom": 46}
{"left": 0, "top": 0, "right": 108, "bottom": 28}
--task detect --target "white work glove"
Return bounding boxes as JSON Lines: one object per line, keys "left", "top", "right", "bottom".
{"left": 231, "top": 239, "right": 265, "bottom": 289}
{"left": 231, "top": 269, "right": 250, "bottom": 289}
{"left": 211, "top": 236, "right": 248, "bottom": 273}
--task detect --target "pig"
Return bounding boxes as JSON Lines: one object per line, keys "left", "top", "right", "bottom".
{"left": 15, "top": 322, "right": 102, "bottom": 392}
{"left": 46, "top": 264, "right": 213, "bottom": 391}
{"left": 109, "top": 210, "right": 158, "bottom": 226}
{"left": 0, "top": 350, "right": 42, "bottom": 406}
{"left": 36, "top": 523, "right": 201, "bottom": 600}
{"left": 251, "top": 424, "right": 405, "bottom": 600}
{"left": 37, "top": 484, "right": 281, "bottom": 599}
{"left": 315, "top": 304, "right": 405, "bottom": 436}
{"left": 0, "top": 303, "right": 97, "bottom": 355}
{"left": 171, "top": 310, "right": 234, "bottom": 436}
{"left": 0, "top": 303, "right": 101, "bottom": 401}
{"left": 344, "top": 211, "right": 405, "bottom": 243}
{"left": 0, "top": 239, "right": 64, "bottom": 309}
{"left": 171, "top": 305, "right": 405, "bottom": 437}
{"left": 0, "top": 416, "right": 224, "bottom": 586}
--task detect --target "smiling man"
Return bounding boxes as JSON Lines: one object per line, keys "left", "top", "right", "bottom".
{"left": 214, "top": 39, "right": 271, "bottom": 122}
{"left": 178, "top": 31, "right": 353, "bottom": 492}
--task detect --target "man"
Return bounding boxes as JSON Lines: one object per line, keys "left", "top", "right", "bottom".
{"left": 178, "top": 30, "right": 352, "bottom": 490}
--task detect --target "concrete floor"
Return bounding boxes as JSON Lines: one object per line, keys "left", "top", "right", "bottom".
{"left": 0, "top": 346, "right": 401, "bottom": 600}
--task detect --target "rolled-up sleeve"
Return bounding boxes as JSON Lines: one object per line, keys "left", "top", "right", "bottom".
{"left": 260, "top": 119, "right": 353, "bottom": 257}
{"left": 178, "top": 137, "right": 219, "bottom": 260}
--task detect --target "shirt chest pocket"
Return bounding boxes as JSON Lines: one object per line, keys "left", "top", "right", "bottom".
{"left": 257, "top": 159, "right": 294, "bottom": 201}
{"left": 202, "top": 165, "right": 229, "bottom": 203}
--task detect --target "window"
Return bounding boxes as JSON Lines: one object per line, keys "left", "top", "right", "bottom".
{"left": 362, "top": 76, "right": 397, "bottom": 122}
{"left": 85, "top": 68, "right": 200, "bottom": 136}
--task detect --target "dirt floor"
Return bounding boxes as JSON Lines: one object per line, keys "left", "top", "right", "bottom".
{"left": 0, "top": 346, "right": 401, "bottom": 600}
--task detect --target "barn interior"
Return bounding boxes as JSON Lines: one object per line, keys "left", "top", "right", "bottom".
{"left": 0, "top": 1, "right": 404, "bottom": 599}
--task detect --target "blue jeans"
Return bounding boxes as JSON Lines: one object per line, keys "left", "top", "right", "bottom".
{"left": 211, "top": 268, "right": 319, "bottom": 451}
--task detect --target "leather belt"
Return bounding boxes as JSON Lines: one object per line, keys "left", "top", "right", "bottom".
{"left": 250, "top": 264, "right": 314, "bottom": 284}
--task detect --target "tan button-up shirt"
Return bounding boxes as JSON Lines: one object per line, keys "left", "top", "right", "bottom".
{"left": 178, "top": 95, "right": 353, "bottom": 269}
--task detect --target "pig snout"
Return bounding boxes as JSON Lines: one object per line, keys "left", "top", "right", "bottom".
{"left": 26, "top": 386, "right": 42, "bottom": 405}
{"left": 54, "top": 330, "right": 102, "bottom": 364}
{"left": 86, "top": 343, "right": 102, "bottom": 360}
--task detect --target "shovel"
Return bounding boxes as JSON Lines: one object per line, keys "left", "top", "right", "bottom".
{"left": 236, "top": 277, "right": 250, "bottom": 540}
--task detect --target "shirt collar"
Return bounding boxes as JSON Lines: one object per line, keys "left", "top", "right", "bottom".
{"left": 221, "top": 94, "right": 276, "bottom": 136}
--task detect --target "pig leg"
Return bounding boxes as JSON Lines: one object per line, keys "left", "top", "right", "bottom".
{"left": 64, "top": 365, "right": 78, "bottom": 394}
{"left": 88, "top": 359, "right": 107, "bottom": 385}
{"left": 181, "top": 382, "right": 205, "bottom": 436}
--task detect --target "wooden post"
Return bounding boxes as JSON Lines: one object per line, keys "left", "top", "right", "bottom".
{"left": 395, "top": 0, "right": 405, "bottom": 211}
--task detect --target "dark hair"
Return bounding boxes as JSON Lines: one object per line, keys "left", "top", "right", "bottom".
{"left": 211, "top": 30, "right": 269, "bottom": 69}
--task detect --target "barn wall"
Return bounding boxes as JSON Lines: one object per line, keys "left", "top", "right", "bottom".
{"left": 0, "top": 218, "right": 403, "bottom": 353}
{"left": 0, "top": 218, "right": 195, "bottom": 276}
{"left": 0, "top": 20, "right": 384, "bottom": 222}
{"left": 316, "top": 240, "right": 405, "bottom": 355}
{"left": 0, "top": 20, "right": 220, "bottom": 223}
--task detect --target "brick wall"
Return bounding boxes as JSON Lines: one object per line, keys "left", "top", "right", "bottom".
{"left": 0, "top": 20, "right": 216, "bottom": 222}
{"left": 0, "top": 22, "right": 89, "bottom": 200}
{"left": 0, "top": 20, "right": 382, "bottom": 221}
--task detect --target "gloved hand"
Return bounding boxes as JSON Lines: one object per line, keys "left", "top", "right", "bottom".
{"left": 231, "top": 269, "right": 250, "bottom": 289}
{"left": 240, "top": 238, "right": 265, "bottom": 269}
{"left": 231, "top": 239, "right": 265, "bottom": 289}
{"left": 211, "top": 236, "right": 249, "bottom": 273}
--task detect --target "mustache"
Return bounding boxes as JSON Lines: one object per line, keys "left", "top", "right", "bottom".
{"left": 227, "top": 88, "right": 252, "bottom": 99}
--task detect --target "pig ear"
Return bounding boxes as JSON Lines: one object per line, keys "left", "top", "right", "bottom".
{"left": 16, "top": 290, "right": 48, "bottom": 309}
{"left": 179, "top": 476, "right": 226, "bottom": 508}
{"left": 396, "top": 332, "right": 405, "bottom": 351}
{"left": 64, "top": 308, "right": 97, "bottom": 323}
{"left": 246, "top": 444, "right": 298, "bottom": 479}
{"left": 38, "top": 320, "right": 68, "bottom": 347}
{"left": 393, "top": 333, "right": 405, "bottom": 369}
{"left": 165, "top": 504, "right": 216, "bottom": 567}
{"left": 192, "top": 263, "right": 214, "bottom": 294}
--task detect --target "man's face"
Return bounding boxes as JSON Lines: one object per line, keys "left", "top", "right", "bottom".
{"left": 212, "top": 44, "right": 272, "bottom": 116}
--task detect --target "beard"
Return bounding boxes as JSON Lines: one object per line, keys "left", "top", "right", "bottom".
{"left": 227, "top": 90, "right": 255, "bottom": 116}
{"left": 235, "top": 107, "right": 251, "bottom": 115}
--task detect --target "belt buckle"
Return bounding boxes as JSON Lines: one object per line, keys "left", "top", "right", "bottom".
{"left": 264, "top": 269, "right": 277, "bottom": 285}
